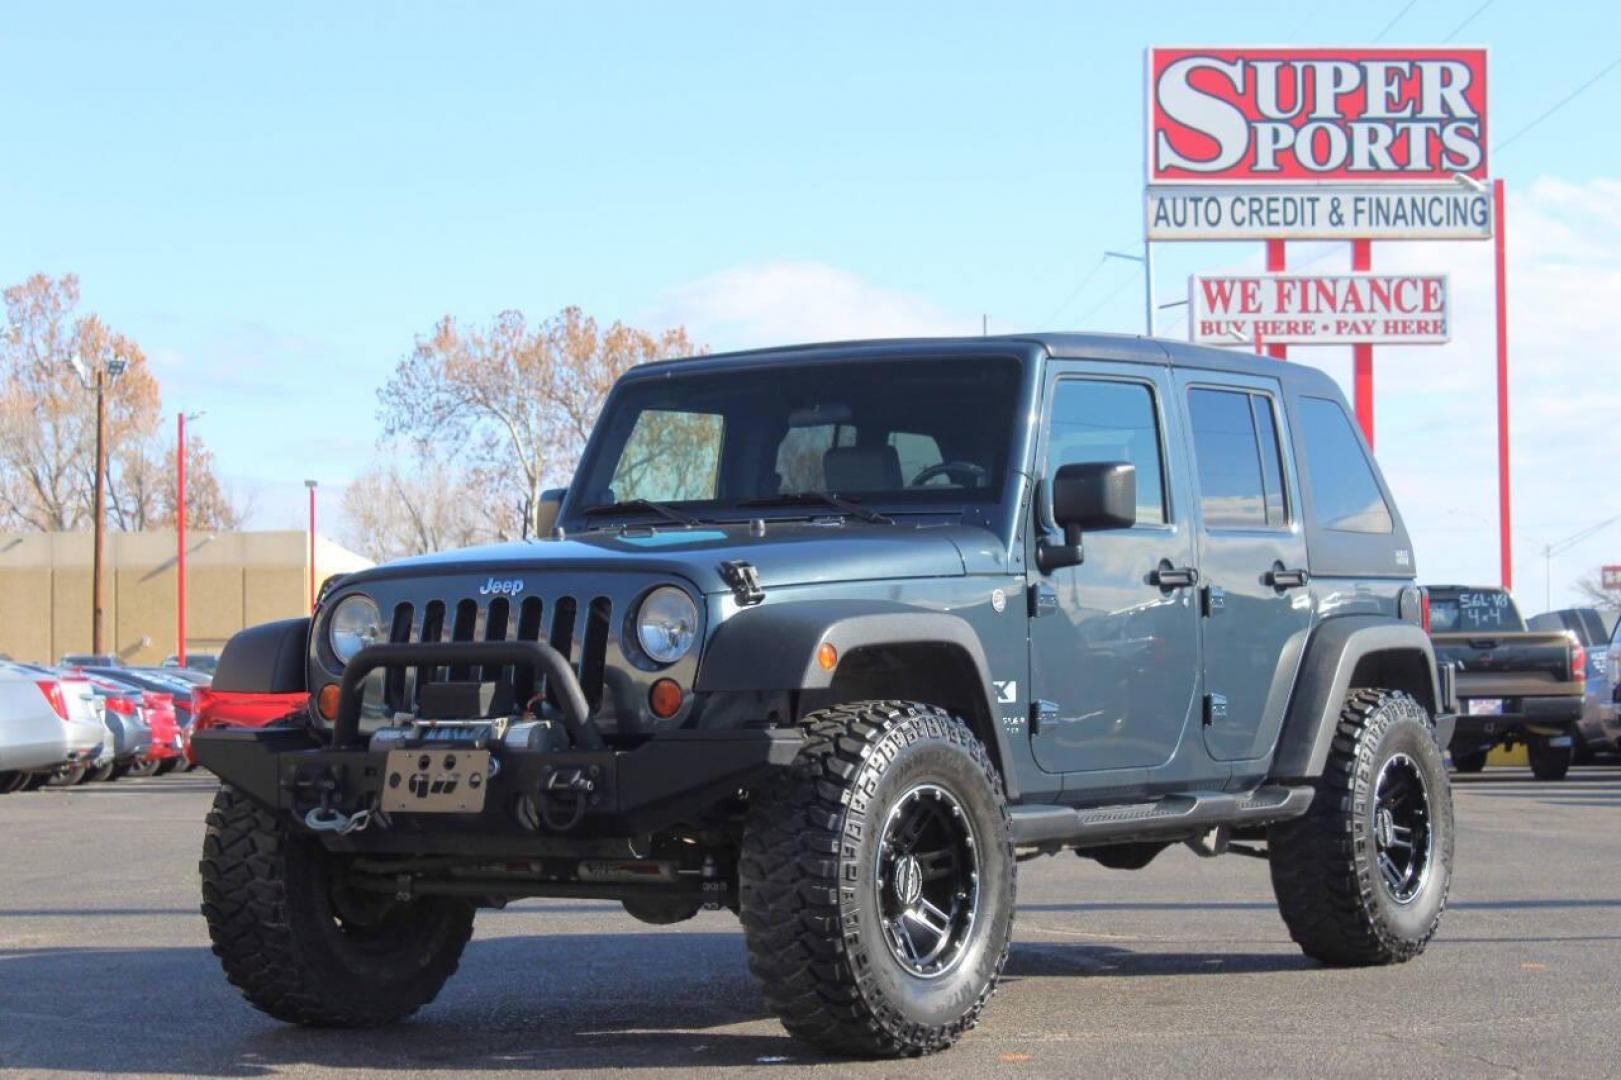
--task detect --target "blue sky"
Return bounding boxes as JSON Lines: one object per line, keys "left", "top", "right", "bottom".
{"left": 2, "top": 2, "right": 1618, "bottom": 606}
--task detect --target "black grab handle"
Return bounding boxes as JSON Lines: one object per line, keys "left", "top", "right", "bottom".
{"left": 333, "top": 641, "right": 603, "bottom": 751}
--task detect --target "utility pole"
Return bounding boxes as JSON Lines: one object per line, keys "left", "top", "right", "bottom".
{"left": 87, "top": 356, "right": 127, "bottom": 656}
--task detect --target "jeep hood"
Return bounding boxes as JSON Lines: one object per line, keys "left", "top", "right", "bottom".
{"left": 343, "top": 522, "right": 1006, "bottom": 595}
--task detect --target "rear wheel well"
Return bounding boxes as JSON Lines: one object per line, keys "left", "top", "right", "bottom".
{"left": 815, "top": 642, "right": 1003, "bottom": 776}
{"left": 1350, "top": 648, "right": 1437, "bottom": 716}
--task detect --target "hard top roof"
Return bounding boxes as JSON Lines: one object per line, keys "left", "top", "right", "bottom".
{"left": 627, "top": 332, "right": 1336, "bottom": 388}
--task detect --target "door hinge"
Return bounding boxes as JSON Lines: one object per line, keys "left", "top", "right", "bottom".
{"left": 1030, "top": 699, "right": 1059, "bottom": 736}
{"left": 1029, "top": 583, "right": 1058, "bottom": 618}
{"left": 1203, "top": 692, "right": 1228, "bottom": 727}
{"left": 1202, "top": 584, "right": 1226, "bottom": 617}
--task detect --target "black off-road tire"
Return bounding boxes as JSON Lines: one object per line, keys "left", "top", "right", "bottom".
{"left": 1450, "top": 746, "right": 1489, "bottom": 774}
{"left": 1527, "top": 737, "right": 1573, "bottom": 781}
{"left": 739, "top": 701, "right": 1015, "bottom": 1057}
{"left": 1268, "top": 689, "right": 1453, "bottom": 966}
{"left": 200, "top": 784, "right": 475, "bottom": 1027}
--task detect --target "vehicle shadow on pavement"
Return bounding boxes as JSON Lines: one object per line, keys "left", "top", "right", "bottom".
{"left": 0, "top": 933, "right": 820, "bottom": 1074}
{"left": 0, "top": 925, "right": 1348, "bottom": 1074}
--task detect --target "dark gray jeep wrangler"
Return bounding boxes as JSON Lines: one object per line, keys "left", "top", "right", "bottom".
{"left": 194, "top": 334, "right": 1458, "bottom": 1056}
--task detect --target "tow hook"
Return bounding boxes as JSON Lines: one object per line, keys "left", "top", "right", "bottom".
{"left": 537, "top": 765, "right": 597, "bottom": 831}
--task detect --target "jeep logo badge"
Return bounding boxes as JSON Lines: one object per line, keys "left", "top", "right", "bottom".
{"left": 478, "top": 577, "right": 525, "bottom": 596}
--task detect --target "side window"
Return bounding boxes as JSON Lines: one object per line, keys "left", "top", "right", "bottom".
{"left": 1047, "top": 379, "right": 1167, "bottom": 525}
{"left": 609, "top": 409, "right": 724, "bottom": 502}
{"left": 1187, "top": 388, "right": 1288, "bottom": 529}
{"left": 1297, "top": 396, "right": 1394, "bottom": 534}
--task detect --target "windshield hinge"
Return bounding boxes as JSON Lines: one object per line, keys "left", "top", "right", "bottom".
{"left": 718, "top": 560, "right": 766, "bottom": 607}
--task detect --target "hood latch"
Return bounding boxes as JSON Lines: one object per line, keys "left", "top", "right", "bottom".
{"left": 719, "top": 560, "right": 765, "bottom": 607}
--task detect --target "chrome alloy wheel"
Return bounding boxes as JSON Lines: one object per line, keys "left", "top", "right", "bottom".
{"left": 874, "top": 783, "right": 981, "bottom": 978}
{"left": 1372, "top": 752, "right": 1434, "bottom": 905}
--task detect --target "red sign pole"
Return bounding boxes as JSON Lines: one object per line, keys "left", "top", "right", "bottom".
{"left": 1265, "top": 240, "right": 1287, "bottom": 360}
{"left": 1351, "top": 239, "right": 1374, "bottom": 447}
{"left": 1494, "top": 179, "right": 1512, "bottom": 591}
{"left": 176, "top": 412, "right": 187, "bottom": 666}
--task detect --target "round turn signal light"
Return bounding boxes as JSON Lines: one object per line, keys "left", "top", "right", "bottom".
{"left": 316, "top": 683, "right": 340, "bottom": 721}
{"left": 648, "top": 678, "right": 684, "bottom": 719}
{"left": 817, "top": 642, "right": 838, "bottom": 672}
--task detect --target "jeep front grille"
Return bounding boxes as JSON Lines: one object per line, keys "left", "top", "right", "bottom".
{"left": 381, "top": 591, "right": 615, "bottom": 718}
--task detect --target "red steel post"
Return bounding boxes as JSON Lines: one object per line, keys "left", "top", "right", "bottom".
{"left": 1265, "top": 240, "right": 1287, "bottom": 359}
{"left": 1494, "top": 179, "right": 1512, "bottom": 590}
{"left": 176, "top": 412, "right": 186, "bottom": 666}
{"left": 1352, "top": 239, "right": 1374, "bottom": 447}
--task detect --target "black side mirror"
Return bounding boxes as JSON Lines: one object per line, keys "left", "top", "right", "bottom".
{"left": 535, "top": 487, "right": 568, "bottom": 538}
{"left": 1037, "top": 462, "right": 1136, "bottom": 573}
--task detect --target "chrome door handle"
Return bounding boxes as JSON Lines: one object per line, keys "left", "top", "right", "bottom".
{"left": 1151, "top": 563, "right": 1199, "bottom": 590}
{"left": 1267, "top": 567, "right": 1310, "bottom": 589}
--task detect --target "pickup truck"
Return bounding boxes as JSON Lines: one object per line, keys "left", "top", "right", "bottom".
{"left": 1527, "top": 607, "right": 1616, "bottom": 761}
{"left": 1426, "top": 585, "right": 1585, "bottom": 779}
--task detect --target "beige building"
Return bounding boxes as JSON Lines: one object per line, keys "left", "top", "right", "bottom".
{"left": 0, "top": 530, "right": 372, "bottom": 666}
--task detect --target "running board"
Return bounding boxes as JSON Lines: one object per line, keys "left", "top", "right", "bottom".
{"left": 1008, "top": 784, "right": 1315, "bottom": 849}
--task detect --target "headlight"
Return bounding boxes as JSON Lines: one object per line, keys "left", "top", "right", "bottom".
{"left": 328, "top": 595, "right": 384, "bottom": 665}
{"left": 636, "top": 587, "right": 698, "bottom": 664}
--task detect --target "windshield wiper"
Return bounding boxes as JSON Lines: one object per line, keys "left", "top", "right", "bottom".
{"left": 579, "top": 498, "right": 701, "bottom": 527}
{"left": 737, "top": 492, "right": 894, "bottom": 525}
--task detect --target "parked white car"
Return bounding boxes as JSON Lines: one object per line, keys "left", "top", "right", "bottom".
{"left": 2, "top": 663, "right": 108, "bottom": 785}
{"left": 0, "top": 665, "right": 73, "bottom": 791}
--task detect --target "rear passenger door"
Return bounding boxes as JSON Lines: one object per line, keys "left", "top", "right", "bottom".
{"left": 1174, "top": 373, "right": 1311, "bottom": 762}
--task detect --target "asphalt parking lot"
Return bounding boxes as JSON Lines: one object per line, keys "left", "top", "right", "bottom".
{"left": 3, "top": 767, "right": 1620, "bottom": 1079}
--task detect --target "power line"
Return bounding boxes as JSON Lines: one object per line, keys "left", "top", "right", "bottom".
{"left": 1494, "top": 53, "right": 1621, "bottom": 154}
{"left": 1441, "top": 0, "right": 1494, "bottom": 41}
{"left": 1043, "top": 254, "right": 1108, "bottom": 326}
{"left": 1077, "top": 265, "right": 1142, "bottom": 325}
{"left": 1372, "top": 0, "right": 1420, "bottom": 42}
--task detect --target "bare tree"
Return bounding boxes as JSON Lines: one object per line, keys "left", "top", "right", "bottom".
{"left": 0, "top": 272, "right": 244, "bottom": 534}
{"left": 375, "top": 306, "right": 698, "bottom": 539}
{"left": 1573, "top": 569, "right": 1621, "bottom": 614}
{"left": 342, "top": 443, "right": 507, "bottom": 562}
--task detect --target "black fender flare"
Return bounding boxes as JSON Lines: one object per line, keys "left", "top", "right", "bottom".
{"left": 1270, "top": 615, "right": 1444, "bottom": 781}
{"left": 694, "top": 599, "right": 1014, "bottom": 796}
{"left": 213, "top": 618, "right": 310, "bottom": 694}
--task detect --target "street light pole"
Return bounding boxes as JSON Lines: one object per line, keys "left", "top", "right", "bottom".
{"left": 1104, "top": 250, "right": 1153, "bottom": 336}
{"left": 305, "top": 480, "right": 318, "bottom": 613}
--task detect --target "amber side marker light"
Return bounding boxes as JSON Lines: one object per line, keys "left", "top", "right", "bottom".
{"left": 817, "top": 642, "right": 838, "bottom": 672}
{"left": 649, "top": 678, "right": 684, "bottom": 719}
{"left": 317, "top": 683, "right": 340, "bottom": 721}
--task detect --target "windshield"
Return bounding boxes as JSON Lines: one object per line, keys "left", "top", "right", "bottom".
{"left": 569, "top": 355, "right": 1023, "bottom": 523}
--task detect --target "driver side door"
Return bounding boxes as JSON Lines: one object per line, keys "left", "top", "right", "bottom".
{"left": 1025, "top": 362, "right": 1201, "bottom": 777}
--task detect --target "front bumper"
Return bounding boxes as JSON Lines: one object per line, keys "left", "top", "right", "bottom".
{"left": 191, "top": 724, "right": 802, "bottom": 845}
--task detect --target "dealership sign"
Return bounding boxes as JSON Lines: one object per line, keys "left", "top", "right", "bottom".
{"left": 1148, "top": 185, "right": 1491, "bottom": 240}
{"left": 1603, "top": 565, "right": 1621, "bottom": 591}
{"left": 1147, "top": 47, "right": 1491, "bottom": 240}
{"left": 1190, "top": 272, "right": 1449, "bottom": 346}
